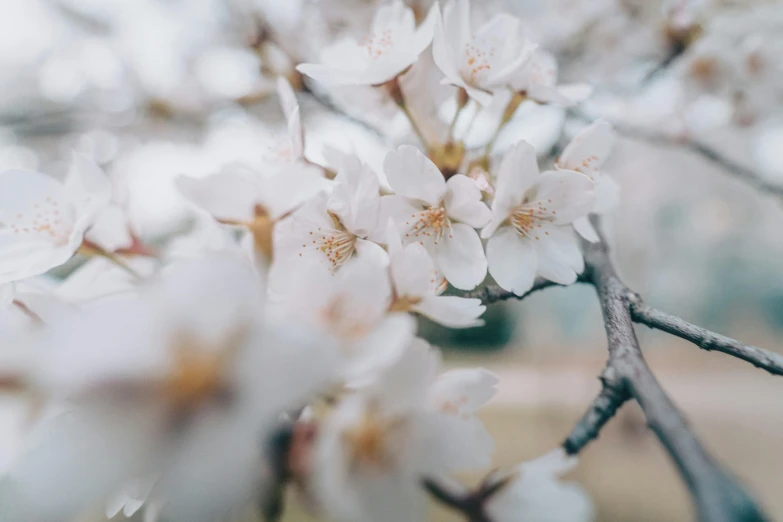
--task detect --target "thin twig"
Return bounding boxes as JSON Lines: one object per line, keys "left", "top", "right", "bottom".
{"left": 460, "top": 274, "right": 589, "bottom": 304}
{"left": 562, "top": 379, "right": 630, "bottom": 455}
{"left": 629, "top": 299, "right": 783, "bottom": 376}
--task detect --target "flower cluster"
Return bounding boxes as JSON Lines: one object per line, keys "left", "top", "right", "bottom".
{"left": 0, "top": 2, "right": 619, "bottom": 521}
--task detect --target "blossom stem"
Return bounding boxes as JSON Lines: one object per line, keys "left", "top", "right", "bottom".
{"left": 384, "top": 76, "right": 430, "bottom": 148}
{"left": 78, "top": 241, "right": 143, "bottom": 280}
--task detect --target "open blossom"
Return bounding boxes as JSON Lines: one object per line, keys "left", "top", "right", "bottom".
{"left": 382, "top": 145, "right": 490, "bottom": 290}
{"left": 511, "top": 50, "right": 593, "bottom": 106}
{"left": 485, "top": 449, "right": 593, "bottom": 522}
{"left": 433, "top": 0, "right": 536, "bottom": 106}
{"left": 10, "top": 254, "right": 336, "bottom": 522}
{"left": 387, "top": 224, "right": 485, "bottom": 328}
{"left": 312, "top": 337, "right": 496, "bottom": 522}
{"left": 0, "top": 154, "right": 111, "bottom": 285}
{"left": 275, "top": 154, "right": 386, "bottom": 275}
{"left": 296, "top": 1, "right": 439, "bottom": 86}
{"left": 482, "top": 140, "right": 595, "bottom": 295}
{"left": 278, "top": 254, "right": 414, "bottom": 383}
{"left": 556, "top": 120, "right": 619, "bottom": 242}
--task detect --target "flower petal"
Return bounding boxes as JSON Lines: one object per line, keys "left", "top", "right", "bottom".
{"left": 176, "top": 171, "right": 257, "bottom": 223}
{"left": 593, "top": 174, "right": 621, "bottom": 214}
{"left": 434, "top": 223, "right": 486, "bottom": 290}
{"left": 486, "top": 226, "right": 537, "bottom": 295}
{"left": 533, "top": 225, "right": 583, "bottom": 285}
{"left": 413, "top": 295, "right": 485, "bottom": 328}
{"left": 557, "top": 120, "right": 615, "bottom": 176}
{"left": 444, "top": 175, "right": 491, "bottom": 228}
{"left": 532, "top": 170, "right": 595, "bottom": 225}
{"left": 383, "top": 145, "right": 446, "bottom": 206}
{"left": 573, "top": 216, "right": 599, "bottom": 243}
{"left": 391, "top": 242, "right": 435, "bottom": 298}
{"left": 487, "top": 140, "right": 540, "bottom": 234}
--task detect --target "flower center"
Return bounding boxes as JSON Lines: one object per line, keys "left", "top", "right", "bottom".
{"left": 462, "top": 40, "right": 492, "bottom": 83}
{"left": 510, "top": 201, "right": 553, "bottom": 239}
{"left": 360, "top": 29, "right": 394, "bottom": 59}
{"left": 404, "top": 206, "right": 452, "bottom": 244}
{"left": 343, "top": 408, "right": 403, "bottom": 471}
{"left": 315, "top": 229, "right": 357, "bottom": 268}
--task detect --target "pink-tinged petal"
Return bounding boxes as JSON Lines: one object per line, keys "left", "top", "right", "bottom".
{"left": 413, "top": 295, "right": 485, "bottom": 328}
{"left": 434, "top": 222, "right": 486, "bottom": 290}
{"left": 383, "top": 146, "right": 446, "bottom": 206}
{"left": 486, "top": 226, "right": 537, "bottom": 295}
{"left": 593, "top": 174, "right": 621, "bottom": 214}
{"left": 391, "top": 242, "right": 435, "bottom": 298}
{"left": 176, "top": 172, "right": 257, "bottom": 223}
{"left": 428, "top": 368, "right": 498, "bottom": 414}
{"left": 533, "top": 170, "right": 595, "bottom": 224}
{"left": 557, "top": 120, "right": 615, "bottom": 177}
{"left": 444, "top": 175, "right": 491, "bottom": 228}
{"left": 533, "top": 225, "right": 583, "bottom": 285}
{"left": 573, "top": 216, "right": 599, "bottom": 243}
{"left": 490, "top": 140, "right": 539, "bottom": 222}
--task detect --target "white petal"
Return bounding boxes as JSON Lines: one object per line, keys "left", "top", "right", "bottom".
{"left": 380, "top": 194, "right": 424, "bottom": 235}
{"left": 533, "top": 225, "right": 583, "bottom": 285}
{"left": 0, "top": 170, "right": 70, "bottom": 227}
{"left": 64, "top": 153, "right": 112, "bottom": 210}
{"left": 391, "top": 242, "right": 435, "bottom": 298}
{"left": 413, "top": 295, "right": 485, "bottom": 328}
{"left": 557, "top": 120, "right": 615, "bottom": 176}
{"left": 414, "top": 413, "right": 494, "bottom": 473}
{"left": 573, "top": 217, "right": 599, "bottom": 243}
{"left": 86, "top": 204, "right": 133, "bottom": 252}
{"left": 486, "top": 226, "right": 537, "bottom": 295}
{"left": 258, "top": 162, "right": 328, "bottom": 219}
{"left": 343, "top": 313, "right": 416, "bottom": 384}
{"left": 0, "top": 232, "right": 76, "bottom": 284}
{"left": 427, "top": 368, "right": 499, "bottom": 415}
{"left": 410, "top": 3, "right": 440, "bottom": 56}
{"left": 533, "top": 170, "right": 595, "bottom": 225}
{"left": 383, "top": 145, "right": 446, "bottom": 206}
{"left": 176, "top": 171, "right": 257, "bottom": 223}
{"left": 329, "top": 156, "right": 380, "bottom": 238}
{"left": 593, "top": 174, "right": 621, "bottom": 214}
{"left": 434, "top": 223, "right": 486, "bottom": 290}
{"left": 488, "top": 141, "right": 540, "bottom": 231}
{"left": 444, "top": 175, "right": 491, "bottom": 228}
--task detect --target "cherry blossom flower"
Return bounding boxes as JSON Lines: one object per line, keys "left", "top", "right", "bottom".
{"left": 277, "top": 254, "right": 414, "bottom": 383}
{"left": 511, "top": 50, "right": 593, "bottom": 106}
{"left": 481, "top": 141, "right": 595, "bottom": 295}
{"left": 382, "top": 145, "right": 490, "bottom": 290}
{"left": 177, "top": 162, "right": 327, "bottom": 260}
{"left": 0, "top": 154, "right": 111, "bottom": 285}
{"left": 275, "top": 154, "right": 386, "bottom": 275}
{"left": 312, "top": 337, "right": 496, "bottom": 522}
{"left": 296, "top": 1, "right": 439, "bottom": 86}
{"left": 9, "top": 254, "right": 336, "bottom": 522}
{"left": 433, "top": 0, "right": 536, "bottom": 106}
{"left": 485, "top": 449, "right": 593, "bottom": 522}
{"left": 556, "top": 120, "right": 619, "bottom": 242}
{"left": 387, "top": 224, "right": 485, "bottom": 328}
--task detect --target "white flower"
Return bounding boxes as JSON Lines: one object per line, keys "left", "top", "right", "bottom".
{"left": 485, "top": 449, "right": 593, "bottom": 522}
{"left": 277, "top": 254, "right": 414, "bottom": 383}
{"left": 511, "top": 50, "right": 593, "bottom": 106}
{"left": 10, "top": 254, "right": 336, "bottom": 522}
{"left": 275, "top": 154, "right": 386, "bottom": 274}
{"left": 106, "top": 476, "right": 157, "bottom": 519}
{"left": 555, "top": 120, "right": 618, "bottom": 242}
{"left": 312, "top": 338, "right": 496, "bottom": 522}
{"left": 481, "top": 141, "right": 595, "bottom": 295}
{"left": 433, "top": 0, "right": 536, "bottom": 106}
{"left": 296, "top": 1, "right": 439, "bottom": 86}
{"left": 0, "top": 154, "right": 111, "bottom": 285}
{"left": 177, "top": 162, "right": 327, "bottom": 261}
{"left": 382, "top": 145, "right": 490, "bottom": 290}
{"left": 387, "top": 224, "right": 485, "bottom": 328}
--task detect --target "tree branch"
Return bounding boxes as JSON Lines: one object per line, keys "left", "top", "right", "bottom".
{"left": 460, "top": 274, "right": 588, "bottom": 304}
{"left": 575, "top": 220, "right": 769, "bottom": 522}
{"left": 562, "top": 376, "right": 630, "bottom": 455}
{"left": 629, "top": 299, "right": 783, "bottom": 377}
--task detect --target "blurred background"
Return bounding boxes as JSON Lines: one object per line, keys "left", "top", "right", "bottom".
{"left": 0, "top": 0, "right": 781, "bottom": 520}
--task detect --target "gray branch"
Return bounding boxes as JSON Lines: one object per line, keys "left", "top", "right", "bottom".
{"left": 579, "top": 229, "right": 768, "bottom": 521}
{"left": 629, "top": 299, "right": 783, "bottom": 376}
